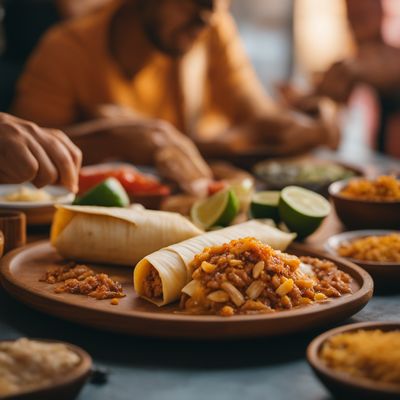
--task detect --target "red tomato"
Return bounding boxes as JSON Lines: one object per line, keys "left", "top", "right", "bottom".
{"left": 208, "top": 180, "right": 228, "bottom": 196}
{"left": 79, "top": 166, "right": 170, "bottom": 196}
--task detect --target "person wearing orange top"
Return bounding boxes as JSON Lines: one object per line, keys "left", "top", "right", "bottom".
{"left": 12, "top": 0, "right": 338, "bottom": 181}
{"left": 314, "top": 0, "right": 400, "bottom": 158}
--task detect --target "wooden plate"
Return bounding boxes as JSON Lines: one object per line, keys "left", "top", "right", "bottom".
{"left": 0, "top": 242, "right": 373, "bottom": 339}
{"left": 307, "top": 321, "right": 400, "bottom": 400}
{"left": 325, "top": 230, "right": 400, "bottom": 288}
{"left": 0, "top": 339, "right": 92, "bottom": 400}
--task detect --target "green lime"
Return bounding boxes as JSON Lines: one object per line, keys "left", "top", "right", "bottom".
{"left": 74, "top": 177, "right": 129, "bottom": 207}
{"left": 279, "top": 186, "right": 331, "bottom": 239}
{"left": 230, "top": 178, "right": 255, "bottom": 211}
{"left": 191, "top": 189, "right": 239, "bottom": 229}
{"left": 250, "top": 191, "right": 281, "bottom": 222}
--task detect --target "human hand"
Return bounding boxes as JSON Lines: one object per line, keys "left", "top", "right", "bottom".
{"left": 316, "top": 60, "right": 357, "bottom": 103}
{"left": 0, "top": 113, "right": 82, "bottom": 192}
{"left": 355, "top": 43, "right": 400, "bottom": 94}
{"left": 108, "top": 118, "right": 213, "bottom": 195}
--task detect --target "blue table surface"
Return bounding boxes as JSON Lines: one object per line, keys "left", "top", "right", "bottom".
{"left": 1, "top": 288, "right": 399, "bottom": 400}
{"left": 1, "top": 149, "right": 399, "bottom": 400}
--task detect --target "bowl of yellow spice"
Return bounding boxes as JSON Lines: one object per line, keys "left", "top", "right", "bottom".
{"left": 307, "top": 321, "right": 400, "bottom": 400}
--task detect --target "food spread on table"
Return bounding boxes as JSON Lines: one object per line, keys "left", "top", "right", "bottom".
{"left": 1, "top": 186, "right": 54, "bottom": 202}
{"left": 337, "top": 233, "right": 400, "bottom": 263}
{"left": 0, "top": 338, "right": 81, "bottom": 397}
{"left": 1, "top": 158, "right": 397, "bottom": 399}
{"left": 340, "top": 175, "right": 400, "bottom": 201}
{"left": 180, "top": 238, "right": 352, "bottom": 316}
{"left": 320, "top": 329, "right": 400, "bottom": 385}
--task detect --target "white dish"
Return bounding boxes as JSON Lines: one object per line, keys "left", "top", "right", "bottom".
{"left": 0, "top": 184, "right": 74, "bottom": 209}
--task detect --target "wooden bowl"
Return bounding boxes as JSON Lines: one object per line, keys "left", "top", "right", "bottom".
{"left": 0, "top": 211, "right": 26, "bottom": 254}
{"left": 307, "top": 321, "right": 400, "bottom": 400}
{"left": 325, "top": 230, "right": 400, "bottom": 289}
{"left": 0, "top": 230, "right": 4, "bottom": 258}
{"left": 329, "top": 179, "right": 400, "bottom": 229}
{"left": 0, "top": 339, "right": 92, "bottom": 400}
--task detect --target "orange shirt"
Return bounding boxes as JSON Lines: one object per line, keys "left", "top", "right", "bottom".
{"left": 12, "top": 1, "right": 271, "bottom": 139}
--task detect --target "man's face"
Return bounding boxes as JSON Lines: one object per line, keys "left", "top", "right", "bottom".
{"left": 140, "top": 0, "right": 228, "bottom": 56}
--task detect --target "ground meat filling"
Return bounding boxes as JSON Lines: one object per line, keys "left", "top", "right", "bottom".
{"left": 41, "top": 264, "right": 125, "bottom": 301}
{"left": 302, "top": 256, "right": 353, "bottom": 298}
{"left": 181, "top": 238, "right": 353, "bottom": 316}
{"left": 40, "top": 264, "right": 94, "bottom": 284}
{"left": 142, "top": 266, "right": 163, "bottom": 299}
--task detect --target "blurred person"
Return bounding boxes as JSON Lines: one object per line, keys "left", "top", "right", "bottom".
{"left": 11, "top": 0, "right": 339, "bottom": 172}
{"left": 2, "top": 0, "right": 112, "bottom": 64}
{"left": 0, "top": 0, "right": 112, "bottom": 111}
{"left": 0, "top": 113, "right": 81, "bottom": 192}
{"left": 314, "top": 0, "right": 400, "bottom": 157}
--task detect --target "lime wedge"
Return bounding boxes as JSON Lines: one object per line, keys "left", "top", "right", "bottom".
{"left": 191, "top": 189, "right": 239, "bottom": 229}
{"left": 250, "top": 191, "right": 281, "bottom": 222}
{"left": 74, "top": 177, "right": 129, "bottom": 207}
{"left": 230, "top": 178, "right": 255, "bottom": 212}
{"left": 279, "top": 186, "right": 331, "bottom": 239}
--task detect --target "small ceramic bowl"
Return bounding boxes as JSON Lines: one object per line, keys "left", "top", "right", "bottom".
{"left": 307, "top": 321, "right": 400, "bottom": 400}
{"left": 329, "top": 179, "right": 400, "bottom": 229}
{"left": 325, "top": 230, "right": 400, "bottom": 288}
{"left": 254, "top": 159, "right": 363, "bottom": 197}
{"left": 0, "top": 339, "right": 92, "bottom": 400}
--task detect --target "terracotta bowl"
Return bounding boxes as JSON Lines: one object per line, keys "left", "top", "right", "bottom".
{"left": 0, "top": 339, "right": 92, "bottom": 400}
{"left": 307, "top": 321, "right": 400, "bottom": 400}
{"left": 329, "top": 179, "right": 400, "bottom": 229}
{"left": 0, "top": 230, "right": 4, "bottom": 258}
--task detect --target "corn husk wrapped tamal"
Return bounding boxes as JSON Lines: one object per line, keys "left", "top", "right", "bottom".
{"left": 134, "top": 221, "right": 296, "bottom": 306}
{"left": 51, "top": 205, "right": 202, "bottom": 265}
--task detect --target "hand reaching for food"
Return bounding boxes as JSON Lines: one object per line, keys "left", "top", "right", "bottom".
{"left": 0, "top": 113, "right": 82, "bottom": 192}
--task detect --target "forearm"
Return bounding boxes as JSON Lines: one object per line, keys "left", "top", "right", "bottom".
{"left": 63, "top": 119, "right": 155, "bottom": 165}
{"left": 196, "top": 111, "right": 332, "bottom": 159}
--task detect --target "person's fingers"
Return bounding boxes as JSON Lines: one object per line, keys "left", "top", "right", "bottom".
{"left": 35, "top": 131, "right": 79, "bottom": 192}
{"left": 0, "top": 135, "right": 39, "bottom": 183}
{"left": 48, "top": 129, "right": 82, "bottom": 170}
{"left": 154, "top": 123, "right": 213, "bottom": 179}
{"left": 25, "top": 134, "right": 58, "bottom": 188}
{"left": 155, "top": 146, "right": 211, "bottom": 196}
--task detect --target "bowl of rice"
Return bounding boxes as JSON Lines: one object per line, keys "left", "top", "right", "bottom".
{"left": 329, "top": 176, "right": 400, "bottom": 229}
{"left": 307, "top": 322, "right": 400, "bottom": 400}
{"left": 325, "top": 230, "right": 400, "bottom": 288}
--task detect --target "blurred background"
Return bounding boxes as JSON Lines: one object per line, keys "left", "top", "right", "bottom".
{"left": 1, "top": 0, "right": 400, "bottom": 159}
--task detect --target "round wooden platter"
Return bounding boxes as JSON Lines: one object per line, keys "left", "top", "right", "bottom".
{"left": 0, "top": 241, "right": 373, "bottom": 340}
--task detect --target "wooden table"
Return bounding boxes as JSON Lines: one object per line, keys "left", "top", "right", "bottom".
{"left": 0, "top": 149, "right": 399, "bottom": 400}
